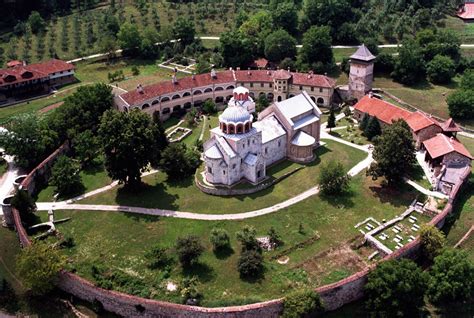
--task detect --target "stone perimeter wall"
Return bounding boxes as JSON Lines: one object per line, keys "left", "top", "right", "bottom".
{"left": 9, "top": 144, "right": 471, "bottom": 317}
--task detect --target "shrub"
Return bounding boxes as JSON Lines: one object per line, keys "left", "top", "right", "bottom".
{"left": 210, "top": 228, "right": 231, "bottom": 251}
{"left": 364, "top": 116, "right": 382, "bottom": 141}
{"left": 11, "top": 189, "right": 36, "bottom": 225}
{"left": 180, "top": 276, "right": 202, "bottom": 305}
{"left": 427, "top": 55, "right": 456, "bottom": 84}
{"left": 175, "top": 236, "right": 204, "bottom": 267}
{"left": 160, "top": 143, "right": 201, "bottom": 180}
{"left": 359, "top": 112, "right": 369, "bottom": 131}
{"left": 50, "top": 155, "right": 82, "bottom": 196}
{"left": 419, "top": 224, "right": 446, "bottom": 261}
{"left": 145, "top": 246, "right": 171, "bottom": 269}
{"left": 318, "top": 160, "right": 351, "bottom": 195}
{"left": 282, "top": 289, "right": 324, "bottom": 318}
{"left": 131, "top": 65, "right": 140, "bottom": 76}
{"left": 202, "top": 99, "right": 217, "bottom": 114}
{"left": 268, "top": 227, "right": 282, "bottom": 248}
{"left": 427, "top": 249, "right": 474, "bottom": 304}
{"left": 237, "top": 249, "right": 263, "bottom": 278}
{"left": 236, "top": 225, "right": 260, "bottom": 252}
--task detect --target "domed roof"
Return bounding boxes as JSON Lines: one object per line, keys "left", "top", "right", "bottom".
{"left": 220, "top": 105, "right": 252, "bottom": 124}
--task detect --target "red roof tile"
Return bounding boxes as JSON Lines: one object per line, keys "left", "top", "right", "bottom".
{"left": 121, "top": 70, "right": 235, "bottom": 105}
{"left": 423, "top": 133, "right": 473, "bottom": 160}
{"left": 7, "top": 60, "right": 23, "bottom": 68}
{"left": 235, "top": 69, "right": 273, "bottom": 82}
{"left": 354, "top": 95, "right": 411, "bottom": 125}
{"left": 291, "top": 72, "right": 336, "bottom": 88}
{"left": 0, "top": 59, "right": 74, "bottom": 87}
{"left": 441, "top": 118, "right": 462, "bottom": 133}
{"left": 252, "top": 58, "right": 269, "bottom": 68}
{"left": 458, "top": 3, "right": 474, "bottom": 20}
{"left": 405, "top": 111, "right": 440, "bottom": 132}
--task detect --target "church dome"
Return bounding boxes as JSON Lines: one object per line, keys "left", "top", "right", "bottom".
{"left": 220, "top": 105, "right": 251, "bottom": 124}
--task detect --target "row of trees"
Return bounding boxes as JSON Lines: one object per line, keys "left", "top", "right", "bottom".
{"left": 448, "top": 69, "right": 474, "bottom": 119}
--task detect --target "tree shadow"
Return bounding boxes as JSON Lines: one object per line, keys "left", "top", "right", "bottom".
{"left": 239, "top": 267, "right": 266, "bottom": 284}
{"left": 115, "top": 181, "right": 179, "bottom": 212}
{"left": 213, "top": 246, "right": 235, "bottom": 260}
{"left": 182, "top": 262, "right": 216, "bottom": 283}
{"left": 368, "top": 181, "right": 417, "bottom": 208}
{"left": 320, "top": 189, "right": 355, "bottom": 209}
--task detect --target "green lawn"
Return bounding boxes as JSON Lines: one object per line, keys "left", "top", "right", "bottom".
{"left": 458, "top": 135, "right": 474, "bottom": 155}
{"left": 442, "top": 16, "right": 474, "bottom": 44}
{"left": 81, "top": 140, "right": 367, "bottom": 214}
{"left": 329, "top": 126, "right": 370, "bottom": 146}
{"left": 36, "top": 163, "right": 111, "bottom": 202}
{"left": 37, "top": 174, "right": 417, "bottom": 307}
{"left": 332, "top": 47, "right": 397, "bottom": 63}
{"left": 0, "top": 158, "right": 7, "bottom": 176}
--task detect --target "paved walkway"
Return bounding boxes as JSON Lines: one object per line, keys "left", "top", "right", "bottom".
{"left": 0, "top": 154, "right": 20, "bottom": 216}
{"left": 405, "top": 179, "right": 449, "bottom": 200}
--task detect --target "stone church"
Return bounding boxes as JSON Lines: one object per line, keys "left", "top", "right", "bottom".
{"left": 203, "top": 87, "right": 321, "bottom": 186}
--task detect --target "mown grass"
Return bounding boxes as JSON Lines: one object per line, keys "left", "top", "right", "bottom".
{"left": 81, "top": 139, "right": 367, "bottom": 214}
{"left": 38, "top": 174, "right": 417, "bottom": 306}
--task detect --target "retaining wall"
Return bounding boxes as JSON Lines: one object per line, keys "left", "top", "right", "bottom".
{"left": 9, "top": 143, "right": 471, "bottom": 317}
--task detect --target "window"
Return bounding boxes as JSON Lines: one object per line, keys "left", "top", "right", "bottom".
{"left": 278, "top": 140, "right": 281, "bottom": 147}
{"left": 311, "top": 87, "right": 314, "bottom": 92}
{"left": 269, "top": 83, "right": 272, "bottom": 88}
{"left": 265, "top": 148, "right": 268, "bottom": 154}
{"left": 319, "top": 88, "right": 323, "bottom": 93}
{"left": 208, "top": 167, "right": 212, "bottom": 173}
{"left": 250, "top": 83, "right": 254, "bottom": 88}
{"left": 260, "top": 83, "right": 264, "bottom": 87}
{"left": 233, "top": 164, "right": 236, "bottom": 169}
{"left": 243, "top": 143, "right": 245, "bottom": 149}
{"left": 247, "top": 140, "right": 250, "bottom": 146}
{"left": 223, "top": 170, "right": 226, "bottom": 175}
{"left": 299, "top": 86, "right": 303, "bottom": 90}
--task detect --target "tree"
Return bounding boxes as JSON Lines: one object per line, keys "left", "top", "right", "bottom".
{"left": 375, "top": 52, "right": 395, "bottom": 74}
{"left": 140, "top": 27, "right": 160, "bottom": 59}
{"left": 237, "top": 249, "right": 263, "bottom": 278}
{"left": 264, "top": 30, "right": 297, "bottom": 63}
{"left": 173, "top": 17, "right": 195, "bottom": 47}
{"left": 391, "top": 39, "right": 425, "bottom": 85}
{"left": 16, "top": 241, "right": 66, "bottom": 295}
{"left": 460, "top": 69, "right": 474, "bottom": 89}
{"left": 359, "top": 112, "right": 370, "bottom": 131}
{"left": 271, "top": 2, "right": 298, "bottom": 35}
{"left": 11, "top": 189, "right": 36, "bottom": 225}
{"left": 368, "top": 120, "right": 416, "bottom": 184}
{"left": 447, "top": 89, "right": 474, "bottom": 119}
{"left": 175, "top": 235, "right": 204, "bottom": 268}
{"left": 160, "top": 143, "right": 200, "bottom": 180}
{"left": 50, "top": 155, "right": 82, "bottom": 196}
{"left": 73, "top": 130, "right": 99, "bottom": 167}
{"left": 267, "top": 227, "right": 282, "bottom": 248}
{"left": 364, "top": 116, "right": 382, "bottom": 141}
{"left": 236, "top": 225, "right": 260, "bottom": 252}
{"left": 202, "top": 99, "right": 217, "bottom": 114}
{"left": 0, "top": 114, "right": 58, "bottom": 169}
{"left": 427, "top": 55, "right": 456, "bottom": 84}
{"left": 299, "top": 26, "right": 334, "bottom": 68}
{"left": 210, "top": 228, "right": 231, "bottom": 251}
{"left": 28, "top": 11, "right": 46, "bottom": 34}
{"left": 318, "top": 160, "right": 351, "bottom": 195}
{"left": 219, "top": 30, "right": 255, "bottom": 68}
{"left": 117, "top": 23, "right": 142, "bottom": 53}
{"left": 99, "top": 109, "right": 165, "bottom": 188}
{"left": 99, "top": 35, "right": 118, "bottom": 62}
{"left": 145, "top": 246, "right": 170, "bottom": 269}
{"left": 282, "top": 289, "right": 324, "bottom": 318}
{"left": 303, "top": 0, "right": 353, "bottom": 40}
{"left": 327, "top": 109, "right": 336, "bottom": 132}
{"left": 427, "top": 249, "right": 474, "bottom": 304}
{"left": 256, "top": 94, "right": 269, "bottom": 113}
{"left": 239, "top": 11, "right": 273, "bottom": 58}
{"left": 365, "top": 259, "right": 428, "bottom": 316}
{"left": 419, "top": 224, "right": 446, "bottom": 261}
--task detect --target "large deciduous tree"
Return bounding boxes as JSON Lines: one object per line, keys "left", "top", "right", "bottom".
{"left": 364, "top": 116, "right": 382, "bottom": 141}
{"left": 365, "top": 259, "right": 428, "bottom": 316}
{"left": 368, "top": 119, "right": 416, "bottom": 185}
{"left": 98, "top": 109, "right": 166, "bottom": 188}
{"left": 117, "top": 22, "right": 142, "bottom": 53}
{"left": 159, "top": 143, "right": 200, "bottom": 180}
{"left": 264, "top": 30, "right": 297, "bottom": 63}
{"left": 427, "top": 55, "right": 456, "bottom": 84}
{"left": 419, "top": 224, "right": 446, "bottom": 261}
{"left": 219, "top": 30, "right": 255, "bottom": 68}
{"left": 271, "top": 2, "right": 298, "bottom": 35}
{"left": 448, "top": 70, "right": 474, "bottom": 119}
{"left": 282, "top": 289, "right": 324, "bottom": 318}
{"left": 175, "top": 235, "right": 204, "bottom": 268}
{"left": 16, "top": 241, "right": 66, "bottom": 295}
{"left": 173, "top": 17, "right": 195, "bottom": 47}
{"left": 50, "top": 155, "right": 82, "bottom": 196}
{"left": 391, "top": 39, "right": 425, "bottom": 85}
{"left": 319, "top": 160, "right": 350, "bottom": 195}
{"left": 299, "top": 26, "right": 334, "bottom": 70}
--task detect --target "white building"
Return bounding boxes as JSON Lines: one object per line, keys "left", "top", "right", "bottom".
{"left": 203, "top": 87, "right": 321, "bottom": 186}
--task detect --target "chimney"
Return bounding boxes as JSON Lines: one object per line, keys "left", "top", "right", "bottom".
{"left": 210, "top": 68, "right": 217, "bottom": 79}
{"left": 192, "top": 73, "right": 196, "bottom": 80}
{"left": 236, "top": 67, "right": 241, "bottom": 71}
{"left": 450, "top": 136, "right": 454, "bottom": 143}
{"left": 247, "top": 71, "right": 251, "bottom": 76}
{"left": 137, "top": 84, "right": 144, "bottom": 94}
{"left": 172, "top": 75, "right": 177, "bottom": 85}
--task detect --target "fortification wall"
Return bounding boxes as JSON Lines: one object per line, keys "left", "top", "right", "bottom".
{"left": 9, "top": 143, "right": 471, "bottom": 317}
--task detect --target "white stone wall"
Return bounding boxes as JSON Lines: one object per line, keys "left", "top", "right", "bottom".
{"left": 262, "top": 135, "right": 286, "bottom": 166}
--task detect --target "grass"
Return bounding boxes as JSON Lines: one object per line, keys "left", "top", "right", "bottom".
{"left": 458, "top": 135, "right": 474, "bottom": 155}
{"left": 0, "top": 158, "right": 7, "bottom": 176}
{"left": 81, "top": 139, "right": 367, "bottom": 214}
{"left": 36, "top": 162, "right": 111, "bottom": 202}
{"left": 329, "top": 126, "right": 370, "bottom": 146}
{"left": 332, "top": 47, "right": 398, "bottom": 63}
{"left": 442, "top": 16, "right": 474, "bottom": 44}
{"left": 37, "top": 174, "right": 418, "bottom": 306}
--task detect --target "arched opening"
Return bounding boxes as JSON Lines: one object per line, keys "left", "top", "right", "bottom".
{"left": 215, "top": 96, "right": 224, "bottom": 103}
{"left": 277, "top": 96, "right": 282, "bottom": 102}
{"left": 267, "top": 93, "right": 274, "bottom": 101}
{"left": 259, "top": 92, "right": 265, "bottom": 97}
{"left": 244, "top": 122, "right": 250, "bottom": 132}
{"left": 317, "top": 97, "right": 324, "bottom": 105}
{"left": 184, "top": 102, "right": 192, "bottom": 109}
{"left": 183, "top": 92, "right": 191, "bottom": 97}
{"left": 221, "top": 122, "right": 227, "bottom": 133}
{"left": 193, "top": 90, "right": 202, "bottom": 95}
{"left": 194, "top": 100, "right": 203, "bottom": 107}
{"left": 162, "top": 108, "right": 170, "bottom": 114}
{"left": 172, "top": 94, "right": 180, "bottom": 100}
{"left": 310, "top": 96, "right": 316, "bottom": 103}
{"left": 249, "top": 92, "right": 255, "bottom": 98}
{"left": 289, "top": 94, "right": 295, "bottom": 98}
{"left": 226, "top": 95, "right": 233, "bottom": 101}
{"left": 236, "top": 123, "right": 243, "bottom": 134}
{"left": 123, "top": 107, "right": 129, "bottom": 112}
{"left": 228, "top": 124, "right": 235, "bottom": 134}
{"left": 151, "top": 100, "right": 159, "bottom": 105}
{"left": 204, "top": 88, "right": 212, "bottom": 93}
{"left": 215, "top": 87, "right": 224, "bottom": 91}
{"left": 142, "top": 103, "right": 150, "bottom": 109}
{"left": 161, "top": 97, "right": 170, "bottom": 102}
{"left": 172, "top": 105, "right": 181, "bottom": 112}
{"left": 226, "top": 85, "right": 235, "bottom": 90}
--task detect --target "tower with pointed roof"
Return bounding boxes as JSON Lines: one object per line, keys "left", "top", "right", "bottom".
{"left": 349, "top": 44, "right": 376, "bottom": 101}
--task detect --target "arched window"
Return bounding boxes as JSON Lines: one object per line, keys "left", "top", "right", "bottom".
{"left": 277, "top": 96, "right": 282, "bottom": 102}
{"left": 237, "top": 124, "right": 243, "bottom": 134}
{"left": 172, "top": 94, "right": 180, "bottom": 100}
{"left": 226, "top": 85, "right": 235, "bottom": 90}
{"left": 173, "top": 105, "right": 181, "bottom": 112}
{"left": 228, "top": 124, "right": 235, "bottom": 134}
{"left": 162, "top": 108, "right": 170, "bottom": 114}
{"left": 215, "top": 96, "right": 224, "bottom": 103}
{"left": 267, "top": 93, "right": 274, "bottom": 101}
{"left": 226, "top": 95, "right": 233, "bottom": 101}
{"left": 161, "top": 97, "right": 170, "bottom": 102}
{"left": 151, "top": 100, "right": 159, "bottom": 105}
{"left": 317, "top": 97, "right": 324, "bottom": 105}
{"left": 193, "top": 90, "right": 202, "bottom": 95}
{"left": 215, "top": 87, "right": 224, "bottom": 91}
{"left": 249, "top": 92, "right": 255, "bottom": 98}
{"left": 142, "top": 103, "right": 150, "bottom": 109}
{"left": 244, "top": 122, "right": 250, "bottom": 132}
{"left": 184, "top": 102, "right": 192, "bottom": 109}
{"left": 183, "top": 92, "right": 191, "bottom": 97}
{"left": 204, "top": 88, "right": 212, "bottom": 93}
{"left": 221, "top": 123, "right": 227, "bottom": 133}
{"left": 123, "top": 107, "right": 129, "bottom": 112}
{"left": 310, "top": 96, "right": 316, "bottom": 103}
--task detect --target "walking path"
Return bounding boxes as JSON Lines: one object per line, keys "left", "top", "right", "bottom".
{"left": 0, "top": 154, "right": 20, "bottom": 216}
{"left": 405, "top": 179, "right": 449, "bottom": 200}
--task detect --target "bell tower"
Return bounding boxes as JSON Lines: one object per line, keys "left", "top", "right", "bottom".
{"left": 349, "top": 44, "right": 376, "bottom": 101}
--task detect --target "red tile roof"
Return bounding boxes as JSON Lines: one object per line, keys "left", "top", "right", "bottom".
{"left": 121, "top": 70, "right": 235, "bottom": 105}
{"left": 354, "top": 95, "right": 411, "bottom": 125}
{"left": 7, "top": 60, "right": 23, "bottom": 68}
{"left": 441, "top": 118, "right": 462, "bottom": 133}
{"left": 458, "top": 3, "right": 474, "bottom": 20}
{"left": 405, "top": 111, "right": 440, "bottom": 132}
{"left": 121, "top": 69, "right": 336, "bottom": 106}
{"left": 0, "top": 59, "right": 74, "bottom": 87}
{"left": 423, "top": 133, "right": 473, "bottom": 160}
{"left": 273, "top": 69, "right": 292, "bottom": 80}
{"left": 252, "top": 58, "right": 269, "bottom": 68}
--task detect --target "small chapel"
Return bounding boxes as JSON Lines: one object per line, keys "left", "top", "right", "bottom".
{"left": 203, "top": 87, "right": 321, "bottom": 186}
